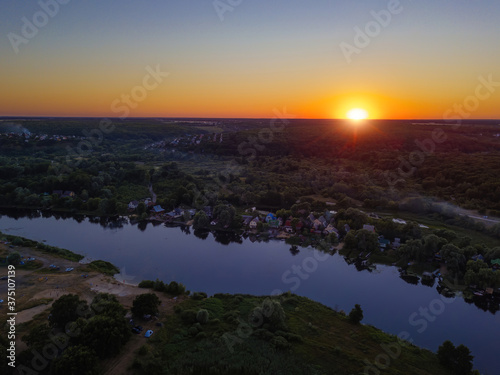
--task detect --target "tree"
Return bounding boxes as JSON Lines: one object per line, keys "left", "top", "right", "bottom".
{"left": 193, "top": 211, "right": 209, "bottom": 229}
{"left": 348, "top": 304, "right": 363, "bottom": 324}
{"left": 52, "top": 345, "right": 99, "bottom": 375}
{"left": 81, "top": 314, "right": 131, "bottom": 359}
{"left": 438, "top": 340, "right": 474, "bottom": 375}
{"left": 23, "top": 324, "right": 52, "bottom": 352}
{"left": 50, "top": 294, "right": 89, "bottom": 329}
{"left": 7, "top": 251, "right": 21, "bottom": 266}
{"left": 344, "top": 231, "right": 357, "bottom": 250}
{"left": 91, "top": 293, "right": 126, "bottom": 317}
{"left": 131, "top": 293, "right": 161, "bottom": 317}
{"left": 355, "top": 229, "right": 379, "bottom": 252}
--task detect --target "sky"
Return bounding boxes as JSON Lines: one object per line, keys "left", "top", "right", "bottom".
{"left": 0, "top": 0, "right": 499, "bottom": 119}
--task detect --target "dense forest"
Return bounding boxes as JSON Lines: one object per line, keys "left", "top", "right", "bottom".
{"left": 1, "top": 118, "right": 499, "bottom": 214}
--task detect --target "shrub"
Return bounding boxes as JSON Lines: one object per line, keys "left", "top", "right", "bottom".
{"left": 138, "top": 280, "right": 155, "bottom": 289}
{"left": 188, "top": 326, "right": 199, "bottom": 336}
{"left": 180, "top": 309, "right": 197, "bottom": 324}
{"left": 196, "top": 309, "right": 210, "bottom": 324}
{"left": 349, "top": 304, "right": 364, "bottom": 324}
{"left": 192, "top": 292, "right": 207, "bottom": 300}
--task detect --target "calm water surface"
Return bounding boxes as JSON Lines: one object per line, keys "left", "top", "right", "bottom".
{"left": 0, "top": 211, "right": 498, "bottom": 374}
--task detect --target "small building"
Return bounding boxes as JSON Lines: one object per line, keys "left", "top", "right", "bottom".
{"left": 318, "top": 216, "right": 328, "bottom": 227}
{"left": 61, "top": 191, "right": 75, "bottom": 198}
{"left": 363, "top": 224, "right": 375, "bottom": 232}
{"left": 153, "top": 205, "right": 165, "bottom": 214}
{"left": 323, "top": 224, "right": 339, "bottom": 236}
{"left": 268, "top": 219, "right": 281, "bottom": 229}
{"left": 313, "top": 219, "right": 324, "bottom": 231}
{"left": 249, "top": 218, "right": 260, "bottom": 229}
{"left": 265, "top": 213, "right": 277, "bottom": 223}
{"left": 128, "top": 201, "right": 139, "bottom": 210}
{"left": 378, "top": 236, "right": 391, "bottom": 251}
{"left": 204, "top": 206, "right": 213, "bottom": 218}
{"left": 242, "top": 215, "right": 253, "bottom": 226}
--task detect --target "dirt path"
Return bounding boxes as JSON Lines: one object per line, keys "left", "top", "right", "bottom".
{"left": 103, "top": 294, "right": 185, "bottom": 375}
{"left": 0, "top": 243, "right": 188, "bottom": 375}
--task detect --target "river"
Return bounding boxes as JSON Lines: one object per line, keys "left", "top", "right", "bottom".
{"left": 0, "top": 210, "right": 498, "bottom": 374}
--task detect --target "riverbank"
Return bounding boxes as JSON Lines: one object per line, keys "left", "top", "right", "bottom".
{"left": 0, "top": 242, "right": 460, "bottom": 375}
{"left": 0, "top": 242, "right": 188, "bottom": 374}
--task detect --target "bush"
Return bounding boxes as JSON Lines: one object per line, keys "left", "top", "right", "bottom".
{"left": 188, "top": 326, "right": 199, "bottom": 336}
{"left": 138, "top": 280, "right": 155, "bottom": 289}
{"left": 196, "top": 309, "right": 209, "bottom": 324}
{"left": 192, "top": 292, "right": 207, "bottom": 300}
{"left": 180, "top": 309, "right": 197, "bottom": 324}
{"left": 270, "top": 335, "right": 290, "bottom": 349}
{"left": 349, "top": 304, "right": 364, "bottom": 324}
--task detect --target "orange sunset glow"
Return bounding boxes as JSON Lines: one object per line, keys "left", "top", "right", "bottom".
{"left": 1, "top": 2, "right": 499, "bottom": 119}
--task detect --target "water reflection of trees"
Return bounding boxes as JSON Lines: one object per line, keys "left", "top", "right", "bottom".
{"left": 193, "top": 229, "right": 209, "bottom": 240}
{"left": 464, "top": 295, "right": 499, "bottom": 315}
{"left": 212, "top": 231, "right": 243, "bottom": 245}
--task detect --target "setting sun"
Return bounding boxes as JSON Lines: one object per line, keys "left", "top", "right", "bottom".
{"left": 346, "top": 108, "right": 369, "bottom": 120}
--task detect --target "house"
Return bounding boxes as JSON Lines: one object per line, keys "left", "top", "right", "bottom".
{"left": 308, "top": 213, "right": 316, "bottom": 223}
{"left": 491, "top": 259, "right": 500, "bottom": 270}
{"left": 249, "top": 218, "right": 260, "bottom": 229}
{"left": 204, "top": 206, "right": 213, "bottom": 218}
{"left": 295, "top": 221, "right": 304, "bottom": 231}
{"left": 472, "top": 254, "right": 485, "bottom": 262}
{"left": 152, "top": 205, "right": 165, "bottom": 214}
{"left": 128, "top": 201, "right": 139, "bottom": 210}
{"left": 265, "top": 213, "right": 277, "bottom": 223}
{"left": 318, "top": 216, "right": 328, "bottom": 227}
{"left": 392, "top": 238, "right": 401, "bottom": 248}
{"left": 242, "top": 216, "right": 253, "bottom": 226}
{"left": 323, "top": 224, "right": 339, "bottom": 236}
{"left": 313, "top": 219, "right": 324, "bottom": 231}
{"left": 268, "top": 219, "right": 281, "bottom": 229}
{"left": 61, "top": 191, "right": 75, "bottom": 198}
{"left": 378, "top": 236, "right": 391, "bottom": 251}
{"left": 344, "top": 224, "right": 351, "bottom": 233}
{"left": 363, "top": 224, "right": 375, "bottom": 232}
{"left": 210, "top": 219, "right": 218, "bottom": 226}
{"left": 52, "top": 190, "right": 63, "bottom": 196}
{"left": 284, "top": 219, "right": 302, "bottom": 233}
{"left": 242, "top": 215, "right": 253, "bottom": 226}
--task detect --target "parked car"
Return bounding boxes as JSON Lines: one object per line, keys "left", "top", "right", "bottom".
{"left": 144, "top": 330, "right": 153, "bottom": 338}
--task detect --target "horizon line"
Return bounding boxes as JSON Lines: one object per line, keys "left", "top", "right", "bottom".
{"left": 1, "top": 116, "right": 499, "bottom": 122}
